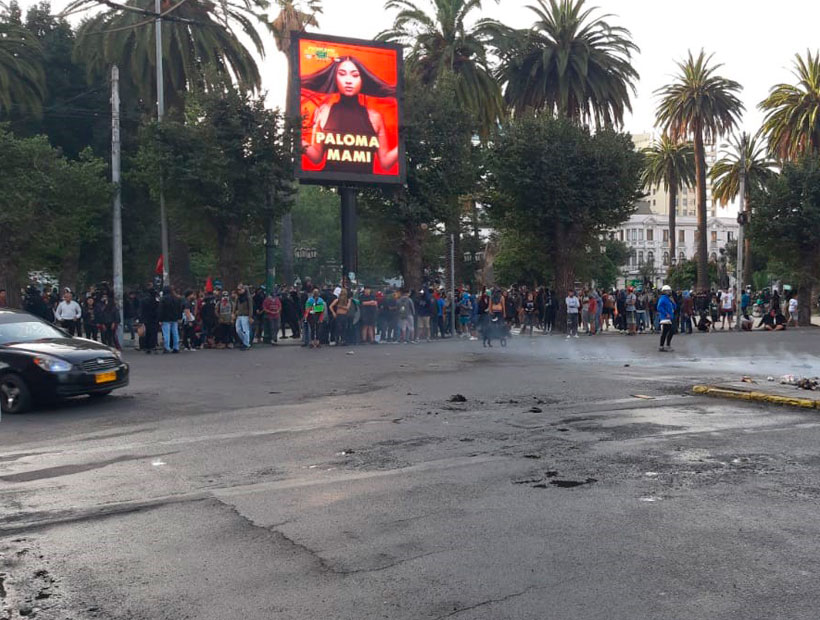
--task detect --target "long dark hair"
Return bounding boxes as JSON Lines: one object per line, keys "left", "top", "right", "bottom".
{"left": 301, "top": 56, "right": 396, "bottom": 98}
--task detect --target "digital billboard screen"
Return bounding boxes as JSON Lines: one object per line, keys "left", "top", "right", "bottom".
{"left": 291, "top": 33, "right": 405, "bottom": 185}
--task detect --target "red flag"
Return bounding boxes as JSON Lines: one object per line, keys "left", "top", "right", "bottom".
{"left": 205, "top": 276, "right": 213, "bottom": 293}
{"left": 155, "top": 255, "right": 164, "bottom": 275}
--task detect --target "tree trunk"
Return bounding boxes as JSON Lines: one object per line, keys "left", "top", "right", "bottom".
{"left": 553, "top": 222, "right": 574, "bottom": 331}
{"left": 798, "top": 279, "right": 813, "bottom": 327}
{"left": 217, "top": 225, "right": 243, "bottom": 290}
{"left": 0, "top": 255, "right": 21, "bottom": 308}
{"left": 743, "top": 195, "right": 753, "bottom": 286}
{"left": 693, "top": 127, "right": 709, "bottom": 291}
{"left": 400, "top": 224, "right": 423, "bottom": 293}
{"left": 668, "top": 182, "right": 677, "bottom": 272}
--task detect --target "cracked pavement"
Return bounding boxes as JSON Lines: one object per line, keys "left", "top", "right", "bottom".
{"left": 2, "top": 331, "right": 820, "bottom": 619}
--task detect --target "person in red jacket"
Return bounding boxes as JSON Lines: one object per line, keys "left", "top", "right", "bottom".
{"left": 263, "top": 290, "right": 283, "bottom": 344}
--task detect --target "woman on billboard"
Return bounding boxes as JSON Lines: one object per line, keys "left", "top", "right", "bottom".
{"left": 301, "top": 56, "right": 398, "bottom": 174}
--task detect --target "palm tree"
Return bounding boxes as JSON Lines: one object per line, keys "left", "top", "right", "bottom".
{"left": 70, "top": 0, "right": 266, "bottom": 112}
{"left": 710, "top": 132, "right": 776, "bottom": 285}
{"left": 641, "top": 136, "right": 695, "bottom": 271}
{"left": 759, "top": 50, "right": 820, "bottom": 162}
{"left": 267, "top": 0, "right": 322, "bottom": 288}
{"left": 0, "top": 21, "right": 46, "bottom": 117}
{"left": 378, "top": 0, "right": 504, "bottom": 137}
{"left": 496, "top": 0, "right": 638, "bottom": 127}
{"left": 655, "top": 50, "right": 743, "bottom": 291}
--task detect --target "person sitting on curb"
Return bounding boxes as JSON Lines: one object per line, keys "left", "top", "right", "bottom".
{"left": 758, "top": 308, "right": 786, "bottom": 331}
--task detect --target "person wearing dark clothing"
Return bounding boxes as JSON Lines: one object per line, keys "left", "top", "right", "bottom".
{"left": 98, "top": 294, "right": 121, "bottom": 349}
{"left": 124, "top": 292, "right": 140, "bottom": 341}
{"left": 281, "top": 290, "right": 301, "bottom": 340}
{"left": 200, "top": 291, "right": 218, "bottom": 347}
{"left": 252, "top": 287, "right": 266, "bottom": 344}
{"left": 159, "top": 286, "right": 183, "bottom": 353}
{"left": 139, "top": 288, "right": 160, "bottom": 353}
{"left": 758, "top": 309, "right": 786, "bottom": 331}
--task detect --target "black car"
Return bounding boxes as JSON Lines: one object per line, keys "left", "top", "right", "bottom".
{"left": 0, "top": 309, "right": 129, "bottom": 414}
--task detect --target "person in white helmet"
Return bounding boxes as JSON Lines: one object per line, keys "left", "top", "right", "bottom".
{"left": 657, "top": 285, "right": 677, "bottom": 352}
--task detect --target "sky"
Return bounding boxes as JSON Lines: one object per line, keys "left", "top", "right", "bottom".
{"left": 36, "top": 0, "right": 820, "bottom": 137}
{"left": 248, "top": 0, "right": 820, "bottom": 138}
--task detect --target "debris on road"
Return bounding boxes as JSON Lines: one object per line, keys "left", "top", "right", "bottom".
{"left": 448, "top": 394, "right": 467, "bottom": 403}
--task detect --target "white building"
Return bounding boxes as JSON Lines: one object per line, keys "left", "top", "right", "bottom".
{"left": 610, "top": 133, "right": 740, "bottom": 288}
{"left": 612, "top": 201, "right": 738, "bottom": 289}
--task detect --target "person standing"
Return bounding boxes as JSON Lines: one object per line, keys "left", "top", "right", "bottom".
{"left": 159, "top": 286, "right": 182, "bottom": 354}
{"left": 681, "top": 291, "right": 694, "bottom": 335}
{"left": 658, "top": 285, "right": 677, "bottom": 352}
{"left": 788, "top": 295, "right": 799, "bottom": 327}
{"left": 720, "top": 288, "right": 735, "bottom": 330}
{"left": 304, "top": 288, "right": 326, "bottom": 349}
{"left": 138, "top": 287, "right": 160, "bottom": 354}
{"left": 396, "top": 289, "right": 415, "bottom": 344}
{"left": 123, "top": 291, "right": 140, "bottom": 342}
{"left": 54, "top": 288, "right": 82, "bottom": 336}
{"left": 523, "top": 292, "right": 537, "bottom": 336}
{"left": 565, "top": 290, "right": 580, "bottom": 339}
{"left": 625, "top": 286, "right": 637, "bottom": 335}
{"left": 234, "top": 284, "right": 252, "bottom": 351}
{"left": 182, "top": 290, "right": 198, "bottom": 350}
{"left": 83, "top": 297, "right": 98, "bottom": 341}
{"left": 263, "top": 289, "right": 283, "bottom": 344}
{"left": 359, "top": 285, "right": 378, "bottom": 344}
{"left": 329, "top": 288, "right": 351, "bottom": 345}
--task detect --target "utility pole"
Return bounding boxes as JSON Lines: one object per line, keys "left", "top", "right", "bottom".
{"left": 155, "top": 0, "right": 169, "bottom": 285}
{"left": 111, "top": 65, "right": 124, "bottom": 345}
{"left": 735, "top": 140, "right": 746, "bottom": 330}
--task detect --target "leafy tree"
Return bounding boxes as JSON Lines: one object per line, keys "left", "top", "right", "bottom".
{"left": 0, "top": 12, "right": 46, "bottom": 117}
{"left": 0, "top": 125, "right": 111, "bottom": 302}
{"left": 492, "top": 230, "right": 551, "bottom": 286}
{"left": 710, "top": 132, "right": 777, "bottom": 284}
{"left": 379, "top": 0, "right": 503, "bottom": 138}
{"left": 360, "top": 74, "right": 478, "bottom": 292}
{"left": 495, "top": 0, "right": 638, "bottom": 127}
{"left": 485, "top": 115, "right": 643, "bottom": 324}
{"left": 759, "top": 51, "right": 820, "bottom": 162}
{"left": 655, "top": 50, "right": 743, "bottom": 291}
{"left": 665, "top": 258, "right": 717, "bottom": 292}
{"left": 751, "top": 157, "right": 820, "bottom": 325}
{"left": 641, "top": 136, "right": 695, "bottom": 265}
{"left": 267, "top": 0, "right": 322, "bottom": 287}
{"left": 133, "top": 89, "right": 294, "bottom": 288}
{"left": 71, "top": 0, "right": 266, "bottom": 114}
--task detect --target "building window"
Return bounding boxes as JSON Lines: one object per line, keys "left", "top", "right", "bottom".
{"left": 630, "top": 249, "right": 637, "bottom": 266}
{"left": 663, "top": 252, "right": 669, "bottom": 266}
{"left": 646, "top": 229, "right": 654, "bottom": 241}
{"left": 647, "top": 251, "right": 655, "bottom": 265}
{"left": 727, "top": 231, "right": 734, "bottom": 242}
{"left": 638, "top": 251, "right": 644, "bottom": 266}
{"left": 619, "top": 230, "right": 624, "bottom": 241}
{"left": 663, "top": 229, "right": 669, "bottom": 243}
{"left": 652, "top": 199, "right": 656, "bottom": 207}
{"left": 679, "top": 229, "right": 685, "bottom": 243}
{"left": 711, "top": 231, "right": 718, "bottom": 243}
{"left": 639, "top": 229, "right": 644, "bottom": 241}
{"left": 679, "top": 252, "right": 686, "bottom": 264}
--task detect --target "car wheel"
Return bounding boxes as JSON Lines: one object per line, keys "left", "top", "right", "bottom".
{"left": 89, "top": 390, "right": 112, "bottom": 398}
{"left": 0, "top": 374, "right": 32, "bottom": 414}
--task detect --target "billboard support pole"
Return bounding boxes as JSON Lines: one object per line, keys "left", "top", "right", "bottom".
{"left": 340, "top": 187, "right": 358, "bottom": 286}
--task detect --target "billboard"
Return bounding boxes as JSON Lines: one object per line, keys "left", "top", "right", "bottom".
{"left": 291, "top": 33, "right": 405, "bottom": 185}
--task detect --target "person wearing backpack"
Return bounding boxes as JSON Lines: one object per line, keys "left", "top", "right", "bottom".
{"left": 396, "top": 289, "right": 415, "bottom": 344}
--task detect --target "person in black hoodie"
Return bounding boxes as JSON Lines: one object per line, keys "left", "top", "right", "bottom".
{"left": 139, "top": 287, "right": 160, "bottom": 354}
{"left": 159, "top": 286, "right": 183, "bottom": 353}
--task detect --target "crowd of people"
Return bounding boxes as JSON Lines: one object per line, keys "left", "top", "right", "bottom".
{"left": 2, "top": 278, "right": 803, "bottom": 355}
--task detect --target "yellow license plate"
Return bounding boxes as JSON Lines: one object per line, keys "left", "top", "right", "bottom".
{"left": 95, "top": 371, "right": 117, "bottom": 384}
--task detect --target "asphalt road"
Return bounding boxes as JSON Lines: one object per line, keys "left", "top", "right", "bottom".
{"left": 2, "top": 329, "right": 820, "bottom": 619}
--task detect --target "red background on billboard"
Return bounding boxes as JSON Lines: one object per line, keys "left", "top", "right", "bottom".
{"left": 298, "top": 38, "right": 400, "bottom": 177}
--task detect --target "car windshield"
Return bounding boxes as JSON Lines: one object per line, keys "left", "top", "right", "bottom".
{"left": 0, "top": 320, "right": 67, "bottom": 345}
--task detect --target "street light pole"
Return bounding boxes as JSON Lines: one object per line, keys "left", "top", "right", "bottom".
{"left": 155, "top": 0, "right": 169, "bottom": 285}
{"left": 111, "top": 65, "right": 124, "bottom": 346}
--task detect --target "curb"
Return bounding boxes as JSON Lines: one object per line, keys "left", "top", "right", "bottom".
{"left": 693, "top": 385, "right": 819, "bottom": 409}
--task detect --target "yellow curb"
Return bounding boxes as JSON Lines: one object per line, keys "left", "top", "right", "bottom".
{"left": 693, "top": 385, "right": 820, "bottom": 409}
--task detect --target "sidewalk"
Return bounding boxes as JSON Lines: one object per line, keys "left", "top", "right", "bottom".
{"left": 693, "top": 380, "right": 820, "bottom": 409}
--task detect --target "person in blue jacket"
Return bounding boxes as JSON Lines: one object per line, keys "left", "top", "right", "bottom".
{"left": 657, "top": 285, "right": 677, "bottom": 352}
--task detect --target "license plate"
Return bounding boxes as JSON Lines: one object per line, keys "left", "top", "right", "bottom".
{"left": 95, "top": 371, "right": 117, "bottom": 384}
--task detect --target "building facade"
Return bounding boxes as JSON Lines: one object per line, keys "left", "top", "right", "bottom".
{"left": 609, "top": 133, "right": 739, "bottom": 289}
{"left": 612, "top": 202, "right": 738, "bottom": 289}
